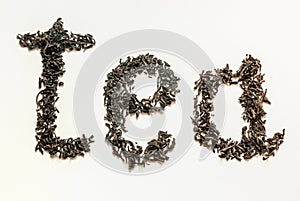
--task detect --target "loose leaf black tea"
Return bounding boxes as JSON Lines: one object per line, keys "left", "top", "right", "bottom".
{"left": 17, "top": 18, "right": 96, "bottom": 159}
{"left": 104, "top": 54, "right": 180, "bottom": 170}
{"left": 192, "top": 55, "right": 285, "bottom": 161}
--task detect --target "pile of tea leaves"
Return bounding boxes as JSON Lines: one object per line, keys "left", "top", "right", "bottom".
{"left": 17, "top": 18, "right": 95, "bottom": 159}
{"left": 192, "top": 55, "right": 285, "bottom": 161}
{"left": 104, "top": 54, "right": 180, "bottom": 170}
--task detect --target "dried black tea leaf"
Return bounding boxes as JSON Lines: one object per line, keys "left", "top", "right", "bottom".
{"left": 192, "top": 55, "right": 285, "bottom": 161}
{"left": 104, "top": 54, "right": 180, "bottom": 170}
{"left": 17, "top": 18, "right": 96, "bottom": 159}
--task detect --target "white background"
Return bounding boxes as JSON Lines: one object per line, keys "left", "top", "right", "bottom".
{"left": 1, "top": 0, "right": 299, "bottom": 200}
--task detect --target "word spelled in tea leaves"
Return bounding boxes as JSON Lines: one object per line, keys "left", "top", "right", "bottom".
{"left": 104, "top": 54, "right": 180, "bottom": 170}
{"left": 17, "top": 18, "right": 96, "bottom": 159}
{"left": 192, "top": 55, "right": 285, "bottom": 161}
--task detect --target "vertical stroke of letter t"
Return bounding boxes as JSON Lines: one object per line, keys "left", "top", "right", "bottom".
{"left": 17, "top": 18, "right": 96, "bottom": 159}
